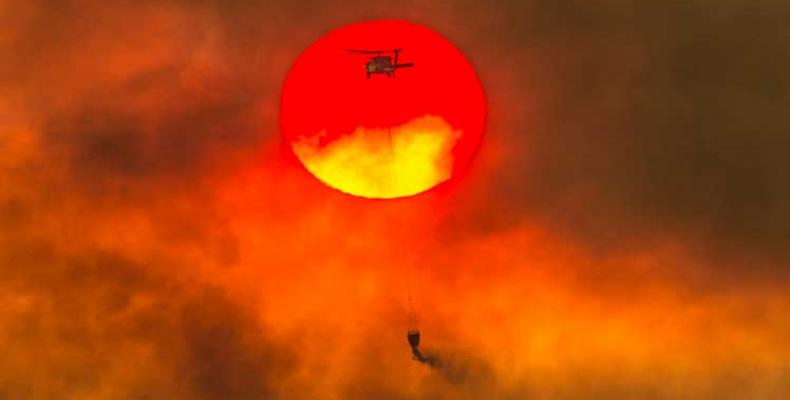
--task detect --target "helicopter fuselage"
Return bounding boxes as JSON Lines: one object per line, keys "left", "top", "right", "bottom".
{"left": 347, "top": 48, "right": 414, "bottom": 78}
{"left": 365, "top": 56, "right": 413, "bottom": 78}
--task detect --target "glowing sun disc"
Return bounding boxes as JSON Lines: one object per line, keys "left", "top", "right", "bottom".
{"left": 280, "top": 20, "right": 486, "bottom": 199}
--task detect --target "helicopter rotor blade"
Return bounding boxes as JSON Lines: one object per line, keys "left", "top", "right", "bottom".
{"left": 345, "top": 49, "right": 389, "bottom": 54}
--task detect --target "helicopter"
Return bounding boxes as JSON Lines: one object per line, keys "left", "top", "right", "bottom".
{"left": 346, "top": 48, "right": 415, "bottom": 78}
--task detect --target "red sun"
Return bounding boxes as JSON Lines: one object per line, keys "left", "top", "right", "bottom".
{"left": 281, "top": 20, "right": 486, "bottom": 199}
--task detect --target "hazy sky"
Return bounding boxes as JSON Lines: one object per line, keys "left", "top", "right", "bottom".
{"left": 1, "top": 1, "right": 788, "bottom": 399}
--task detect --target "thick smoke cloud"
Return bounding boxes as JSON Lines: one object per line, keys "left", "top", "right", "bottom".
{"left": 1, "top": 0, "right": 789, "bottom": 399}
{"left": 0, "top": 245, "right": 294, "bottom": 399}
{"left": 460, "top": 0, "right": 790, "bottom": 266}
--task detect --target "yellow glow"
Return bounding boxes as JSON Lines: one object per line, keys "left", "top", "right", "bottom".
{"left": 292, "top": 115, "right": 460, "bottom": 199}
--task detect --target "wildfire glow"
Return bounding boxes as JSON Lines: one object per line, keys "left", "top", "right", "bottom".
{"left": 292, "top": 115, "right": 460, "bottom": 199}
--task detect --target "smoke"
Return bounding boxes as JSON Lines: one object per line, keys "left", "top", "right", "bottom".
{"left": 413, "top": 347, "right": 493, "bottom": 387}
{"left": 1, "top": 0, "right": 790, "bottom": 399}
{"left": 0, "top": 245, "right": 296, "bottom": 399}
{"left": 291, "top": 114, "right": 460, "bottom": 199}
{"left": 456, "top": 0, "right": 790, "bottom": 267}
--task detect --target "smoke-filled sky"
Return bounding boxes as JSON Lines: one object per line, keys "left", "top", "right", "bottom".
{"left": 1, "top": 1, "right": 789, "bottom": 399}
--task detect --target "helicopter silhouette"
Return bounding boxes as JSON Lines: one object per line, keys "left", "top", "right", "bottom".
{"left": 346, "top": 48, "right": 415, "bottom": 78}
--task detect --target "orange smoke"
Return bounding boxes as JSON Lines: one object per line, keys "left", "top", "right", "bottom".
{"left": 291, "top": 115, "right": 460, "bottom": 199}
{"left": 3, "top": 2, "right": 790, "bottom": 399}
